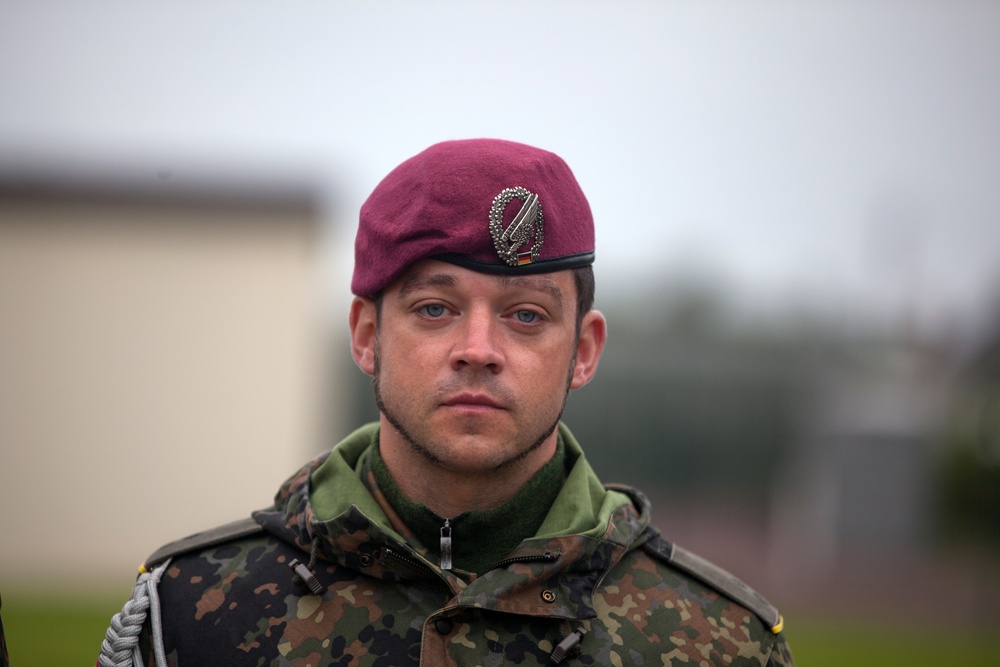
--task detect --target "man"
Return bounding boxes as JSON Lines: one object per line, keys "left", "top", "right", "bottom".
{"left": 100, "top": 139, "right": 793, "bottom": 666}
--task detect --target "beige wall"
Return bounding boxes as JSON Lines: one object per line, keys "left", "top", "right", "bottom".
{"left": 0, "top": 194, "right": 334, "bottom": 588}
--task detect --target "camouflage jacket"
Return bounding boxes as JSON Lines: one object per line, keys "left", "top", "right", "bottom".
{"left": 127, "top": 424, "right": 794, "bottom": 666}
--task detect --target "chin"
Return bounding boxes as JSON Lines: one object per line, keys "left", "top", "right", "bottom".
{"left": 434, "top": 440, "right": 523, "bottom": 473}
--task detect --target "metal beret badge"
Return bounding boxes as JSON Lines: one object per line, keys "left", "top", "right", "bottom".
{"left": 490, "top": 187, "right": 544, "bottom": 267}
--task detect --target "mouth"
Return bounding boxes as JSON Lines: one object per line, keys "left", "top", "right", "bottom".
{"left": 441, "top": 393, "right": 506, "bottom": 411}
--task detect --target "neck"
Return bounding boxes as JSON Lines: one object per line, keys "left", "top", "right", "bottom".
{"left": 377, "top": 416, "right": 560, "bottom": 518}
{"left": 369, "top": 429, "right": 568, "bottom": 575}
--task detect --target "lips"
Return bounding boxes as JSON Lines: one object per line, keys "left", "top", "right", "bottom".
{"left": 441, "top": 393, "right": 506, "bottom": 410}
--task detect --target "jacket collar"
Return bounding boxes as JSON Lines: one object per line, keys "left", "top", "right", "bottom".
{"left": 253, "top": 423, "right": 653, "bottom": 619}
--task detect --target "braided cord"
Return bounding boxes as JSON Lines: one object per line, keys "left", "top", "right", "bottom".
{"left": 98, "top": 560, "right": 170, "bottom": 667}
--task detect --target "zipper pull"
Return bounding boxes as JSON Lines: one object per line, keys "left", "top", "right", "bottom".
{"left": 550, "top": 627, "right": 588, "bottom": 664}
{"left": 288, "top": 558, "right": 326, "bottom": 595}
{"left": 440, "top": 519, "right": 453, "bottom": 570}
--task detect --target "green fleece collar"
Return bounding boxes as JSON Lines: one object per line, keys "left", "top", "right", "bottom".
{"left": 309, "top": 422, "right": 637, "bottom": 547}
{"left": 368, "top": 435, "right": 567, "bottom": 575}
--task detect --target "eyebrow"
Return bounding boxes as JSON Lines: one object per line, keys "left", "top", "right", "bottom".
{"left": 396, "top": 270, "right": 565, "bottom": 308}
{"left": 498, "top": 274, "right": 565, "bottom": 308}
{"left": 397, "top": 272, "right": 457, "bottom": 298}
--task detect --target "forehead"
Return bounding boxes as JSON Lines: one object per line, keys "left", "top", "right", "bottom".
{"left": 389, "top": 260, "right": 571, "bottom": 305}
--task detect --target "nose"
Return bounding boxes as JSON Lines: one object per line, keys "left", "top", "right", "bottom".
{"left": 450, "top": 306, "right": 504, "bottom": 372}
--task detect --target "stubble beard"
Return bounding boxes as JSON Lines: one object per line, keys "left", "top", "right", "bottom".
{"left": 372, "top": 336, "right": 575, "bottom": 473}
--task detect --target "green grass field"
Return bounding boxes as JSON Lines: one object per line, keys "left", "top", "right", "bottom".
{"left": 784, "top": 614, "right": 998, "bottom": 667}
{"left": 3, "top": 592, "right": 125, "bottom": 666}
{"left": 3, "top": 594, "right": 997, "bottom": 666}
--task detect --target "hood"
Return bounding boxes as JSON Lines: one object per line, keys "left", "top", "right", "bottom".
{"left": 252, "top": 423, "right": 655, "bottom": 620}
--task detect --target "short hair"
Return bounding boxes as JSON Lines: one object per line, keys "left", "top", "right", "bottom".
{"left": 570, "top": 265, "right": 595, "bottom": 336}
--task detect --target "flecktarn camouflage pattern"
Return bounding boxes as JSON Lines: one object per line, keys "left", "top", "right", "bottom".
{"left": 104, "top": 424, "right": 794, "bottom": 666}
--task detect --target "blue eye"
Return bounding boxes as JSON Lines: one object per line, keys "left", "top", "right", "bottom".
{"left": 421, "top": 304, "right": 446, "bottom": 318}
{"left": 516, "top": 310, "right": 538, "bottom": 323}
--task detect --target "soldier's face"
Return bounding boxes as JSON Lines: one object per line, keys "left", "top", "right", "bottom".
{"left": 351, "top": 260, "right": 604, "bottom": 474}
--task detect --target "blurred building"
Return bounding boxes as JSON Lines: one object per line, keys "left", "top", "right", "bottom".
{"left": 0, "top": 157, "right": 336, "bottom": 587}
{"left": 560, "top": 293, "right": 1000, "bottom": 627}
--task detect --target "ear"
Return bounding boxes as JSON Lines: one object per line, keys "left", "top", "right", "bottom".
{"left": 569, "top": 310, "right": 607, "bottom": 390}
{"left": 349, "top": 297, "right": 378, "bottom": 376}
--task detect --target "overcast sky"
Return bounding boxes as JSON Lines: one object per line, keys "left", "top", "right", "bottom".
{"left": 2, "top": 1, "right": 998, "bottom": 339}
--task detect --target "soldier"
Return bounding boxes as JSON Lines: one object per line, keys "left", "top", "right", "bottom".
{"left": 100, "top": 139, "right": 794, "bottom": 666}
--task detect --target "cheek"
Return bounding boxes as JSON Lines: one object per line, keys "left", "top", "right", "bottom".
{"left": 522, "top": 345, "right": 575, "bottom": 380}
{"left": 377, "top": 332, "right": 437, "bottom": 379}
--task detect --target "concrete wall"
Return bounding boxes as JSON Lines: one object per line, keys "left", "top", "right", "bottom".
{"left": 0, "top": 185, "right": 334, "bottom": 588}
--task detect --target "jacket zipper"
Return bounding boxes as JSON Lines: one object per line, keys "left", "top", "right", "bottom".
{"left": 440, "top": 518, "right": 453, "bottom": 570}
{"left": 385, "top": 546, "right": 557, "bottom": 573}
{"left": 488, "top": 551, "right": 558, "bottom": 572}
{"left": 381, "top": 546, "right": 436, "bottom": 576}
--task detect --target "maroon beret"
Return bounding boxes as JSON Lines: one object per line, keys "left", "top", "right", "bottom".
{"left": 352, "top": 138, "right": 594, "bottom": 297}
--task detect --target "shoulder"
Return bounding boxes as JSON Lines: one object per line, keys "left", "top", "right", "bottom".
{"left": 638, "top": 529, "right": 783, "bottom": 633}
{"left": 139, "top": 514, "right": 307, "bottom": 630}
{"left": 141, "top": 515, "right": 267, "bottom": 571}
